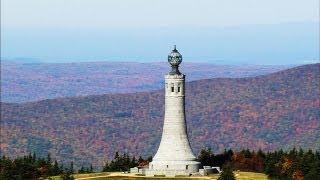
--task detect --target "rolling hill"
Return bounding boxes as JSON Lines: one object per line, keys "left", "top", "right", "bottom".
{"left": 1, "top": 63, "right": 319, "bottom": 169}
{"left": 1, "top": 61, "right": 290, "bottom": 103}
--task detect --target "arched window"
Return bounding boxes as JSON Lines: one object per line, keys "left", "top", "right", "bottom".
{"left": 186, "top": 165, "right": 188, "bottom": 169}
{"left": 171, "top": 83, "right": 174, "bottom": 92}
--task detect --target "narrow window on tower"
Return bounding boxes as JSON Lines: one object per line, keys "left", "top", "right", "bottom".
{"left": 167, "top": 165, "right": 169, "bottom": 168}
{"left": 178, "top": 86, "right": 180, "bottom": 92}
{"left": 171, "top": 86, "right": 174, "bottom": 92}
{"left": 186, "top": 165, "right": 188, "bottom": 170}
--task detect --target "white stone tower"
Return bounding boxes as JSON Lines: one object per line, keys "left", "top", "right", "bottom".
{"left": 147, "top": 46, "right": 200, "bottom": 177}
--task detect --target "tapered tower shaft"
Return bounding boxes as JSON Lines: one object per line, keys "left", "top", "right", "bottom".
{"left": 153, "top": 74, "right": 196, "bottom": 161}
{"left": 147, "top": 46, "right": 199, "bottom": 176}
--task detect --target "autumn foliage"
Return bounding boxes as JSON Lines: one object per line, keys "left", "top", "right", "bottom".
{"left": 1, "top": 64, "right": 319, "bottom": 168}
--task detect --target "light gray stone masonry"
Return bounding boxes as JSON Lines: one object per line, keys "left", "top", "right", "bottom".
{"left": 146, "top": 74, "right": 200, "bottom": 177}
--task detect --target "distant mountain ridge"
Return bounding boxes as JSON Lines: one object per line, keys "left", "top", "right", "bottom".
{"left": 1, "top": 63, "right": 319, "bottom": 169}
{"left": 1, "top": 61, "right": 291, "bottom": 103}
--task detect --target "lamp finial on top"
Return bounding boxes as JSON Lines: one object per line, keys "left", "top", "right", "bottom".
{"left": 168, "top": 45, "right": 182, "bottom": 75}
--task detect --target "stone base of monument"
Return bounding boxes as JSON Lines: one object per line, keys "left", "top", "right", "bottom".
{"left": 199, "top": 166, "right": 221, "bottom": 176}
{"left": 130, "top": 164, "right": 222, "bottom": 177}
{"left": 143, "top": 160, "right": 200, "bottom": 177}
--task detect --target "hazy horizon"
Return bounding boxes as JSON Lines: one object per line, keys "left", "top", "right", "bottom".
{"left": 1, "top": 0, "right": 319, "bottom": 65}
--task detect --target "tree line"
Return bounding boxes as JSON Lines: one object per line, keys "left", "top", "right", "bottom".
{"left": 102, "top": 151, "right": 152, "bottom": 172}
{"left": 0, "top": 153, "right": 86, "bottom": 180}
{"left": 1, "top": 148, "right": 319, "bottom": 179}
{"left": 197, "top": 148, "right": 320, "bottom": 180}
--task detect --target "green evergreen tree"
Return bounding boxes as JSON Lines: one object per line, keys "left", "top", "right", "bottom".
{"left": 257, "top": 149, "right": 266, "bottom": 159}
{"left": 32, "top": 152, "right": 36, "bottom": 163}
{"left": 130, "top": 156, "right": 138, "bottom": 167}
{"left": 243, "top": 149, "right": 252, "bottom": 158}
{"left": 60, "top": 164, "right": 64, "bottom": 174}
{"left": 218, "top": 163, "right": 236, "bottom": 180}
{"left": 305, "top": 166, "right": 319, "bottom": 180}
{"left": 60, "top": 171, "right": 74, "bottom": 180}
{"left": 69, "top": 162, "right": 74, "bottom": 174}
{"left": 90, "top": 164, "right": 93, "bottom": 173}
{"left": 52, "top": 160, "right": 61, "bottom": 175}
{"left": 138, "top": 156, "right": 143, "bottom": 163}
{"left": 47, "top": 153, "right": 52, "bottom": 164}
{"left": 78, "top": 166, "right": 85, "bottom": 173}
{"left": 102, "top": 161, "right": 110, "bottom": 172}
{"left": 198, "top": 148, "right": 213, "bottom": 167}
{"left": 114, "top": 152, "right": 120, "bottom": 161}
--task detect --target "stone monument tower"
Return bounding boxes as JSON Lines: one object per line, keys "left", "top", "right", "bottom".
{"left": 146, "top": 46, "right": 200, "bottom": 177}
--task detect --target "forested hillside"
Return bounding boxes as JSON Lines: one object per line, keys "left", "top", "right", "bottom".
{"left": 1, "top": 61, "right": 289, "bottom": 102}
{"left": 1, "top": 64, "right": 319, "bottom": 168}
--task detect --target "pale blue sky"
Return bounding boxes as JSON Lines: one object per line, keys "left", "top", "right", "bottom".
{"left": 1, "top": 0, "right": 319, "bottom": 64}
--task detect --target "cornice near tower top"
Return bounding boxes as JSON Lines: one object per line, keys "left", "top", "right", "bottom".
{"left": 165, "top": 74, "right": 185, "bottom": 79}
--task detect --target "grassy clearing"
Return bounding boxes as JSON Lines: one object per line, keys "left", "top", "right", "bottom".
{"left": 234, "top": 171, "right": 268, "bottom": 180}
{"left": 77, "top": 177, "right": 209, "bottom": 180}
{"left": 52, "top": 171, "right": 268, "bottom": 180}
{"left": 48, "top": 176, "right": 62, "bottom": 180}
{"left": 73, "top": 172, "right": 110, "bottom": 179}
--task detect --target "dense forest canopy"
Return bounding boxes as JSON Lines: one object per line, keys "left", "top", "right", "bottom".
{"left": 1, "top": 64, "right": 319, "bottom": 168}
